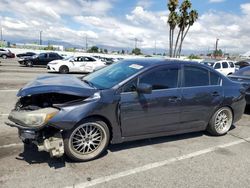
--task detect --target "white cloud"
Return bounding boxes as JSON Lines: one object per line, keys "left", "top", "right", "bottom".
{"left": 1, "top": 1, "right": 250, "bottom": 53}
{"left": 209, "top": 0, "right": 226, "bottom": 3}
{"left": 137, "top": 0, "right": 154, "bottom": 8}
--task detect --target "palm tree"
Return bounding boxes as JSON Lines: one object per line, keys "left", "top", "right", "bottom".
{"left": 173, "top": 0, "right": 191, "bottom": 57}
{"left": 167, "top": 0, "right": 179, "bottom": 57}
{"left": 177, "top": 9, "right": 198, "bottom": 57}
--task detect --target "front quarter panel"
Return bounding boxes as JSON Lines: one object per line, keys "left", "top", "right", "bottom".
{"left": 48, "top": 90, "right": 122, "bottom": 143}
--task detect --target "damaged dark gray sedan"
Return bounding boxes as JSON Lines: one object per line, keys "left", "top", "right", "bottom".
{"left": 6, "top": 59, "right": 246, "bottom": 161}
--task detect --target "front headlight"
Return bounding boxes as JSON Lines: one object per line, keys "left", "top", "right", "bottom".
{"left": 8, "top": 108, "right": 59, "bottom": 128}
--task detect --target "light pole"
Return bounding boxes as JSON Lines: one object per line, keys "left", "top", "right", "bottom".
{"left": 215, "top": 38, "right": 219, "bottom": 59}
{"left": 39, "top": 31, "right": 42, "bottom": 45}
{"left": 0, "top": 27, "right": 2, "bottom": 42}
{"left": 85, "top": 35, "right": 88, "bottom": 51}
{"left": 154, "top": 40, "right": 156, "bottom": 55}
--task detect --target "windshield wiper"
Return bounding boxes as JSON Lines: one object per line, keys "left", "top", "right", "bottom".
{"left": 82, "top": 79, "right": 95, "bottom": 88}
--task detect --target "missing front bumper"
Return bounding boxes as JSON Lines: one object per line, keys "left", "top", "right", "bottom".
{"left": 37, "top": 132, "right": 64, "bottom": 158}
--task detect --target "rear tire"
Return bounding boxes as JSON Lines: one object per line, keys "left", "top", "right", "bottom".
{"left": 59, "top": 66, "right": 69, "bottom": 74}
{"left": 207, "top": 107, "right": 233, "bottom": 136}
{"left": 63, "top": 118, "right": 110, "bottom": 162}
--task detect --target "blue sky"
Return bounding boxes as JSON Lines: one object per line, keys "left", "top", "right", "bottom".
{"left": 1, "top": 0, "right": 250, "bottom": 53}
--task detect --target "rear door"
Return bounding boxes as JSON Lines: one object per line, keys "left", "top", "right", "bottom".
{"left": 180, "top": 65, "right": 223, "bottom": 130}
{"left": 120, "top": 64, "right": 182, "bottom": 136}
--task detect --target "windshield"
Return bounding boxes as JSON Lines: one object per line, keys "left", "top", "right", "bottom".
{"left": 203, "top": 62, "right": 215, "bottom": 67}
{"left": 63, "top": 56, "right": 73, "bottom": 61}
{"left": 83, "top": 60, "right": 148, "bottom": 89}
{"left": 233, "top": 67, "right": 250, "bottom": 76}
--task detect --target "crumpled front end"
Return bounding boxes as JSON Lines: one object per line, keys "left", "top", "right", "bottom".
{"left": 5, "top": 92, "right": 89, "bottom": 158}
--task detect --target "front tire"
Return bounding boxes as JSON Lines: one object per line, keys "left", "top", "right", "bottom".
{"left": 59, "top": 66, "right": 69, "bottom": 74}
{"left": 63, "top": 118, "right": 110, "bottom": 162}
{"left": 2, "top": 55, "right": 7, "bottom": 59}
{"left": 207, "top": 107, "right": 233, "bottom": 136}
{"left": 26, "top": 61, "right": 33, "bottom": 67}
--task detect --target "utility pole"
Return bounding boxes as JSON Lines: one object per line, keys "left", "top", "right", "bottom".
{"left": 85, "top": 35, "right": 88, "bottom": 51}
{"left": 154, "top": 40, "right": 156, "bottom": 55}
{"left": 215, "top": 38, "right": 219, "bottom": 59}
{"left": 134, "top": 38, "right": 138, "bottom": 49}
{"left": 39, "top": 31, "right": 43, "bottom": 45}
{"left": 0, "top": 27, "right": 2, "bottom": 42}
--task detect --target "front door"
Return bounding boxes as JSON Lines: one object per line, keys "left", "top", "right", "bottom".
{"left": 120, "top": 65, "right": 182, "bottom": 137}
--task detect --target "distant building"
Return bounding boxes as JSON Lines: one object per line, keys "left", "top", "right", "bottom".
{"left": 15, "top": 43, "right": 64, "bottom": 51}
{"left": 241, "top": 51, "right": 250, "bottom": 59}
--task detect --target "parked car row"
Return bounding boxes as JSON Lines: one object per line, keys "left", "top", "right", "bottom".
{"left": 47, "top": 56, "right": 107, "bottom": 74}
{"left": 201, "top": 60, "right": 237, "bottom": 76}
{"left": 0, "top": 48, "right": 15, "bottom": 59}
{"left": 18, "top": 52, "right": 63, "bottom": 67}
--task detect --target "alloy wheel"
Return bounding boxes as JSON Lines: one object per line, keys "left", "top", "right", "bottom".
{"left": 69, "top": 123, "right": 104, "bottom": 155}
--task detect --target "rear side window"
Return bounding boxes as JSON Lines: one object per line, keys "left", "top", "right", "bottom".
{"left": 210, "top": 72, "right": 221, "bottom": 85}
{"left": 184, "top": 66, "right": 209, "bottom": 87}
{"left": 229, "top": 62, "right": 234, "bottom": 68}
{"left": 139, "top": 66, "right": 179, "bottom": 90}
{"left": 214, "top": 63, "right": 221, "bottom": 69}
{"left": 222, "top": 62, "right": 228, "bottom": 68}
{"left": 49, "top": 53, "right": 57, "bottom": 58}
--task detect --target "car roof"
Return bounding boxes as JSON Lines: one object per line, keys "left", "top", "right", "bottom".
{"left": 122, "top": 58, "right": 199, "bottom": 67}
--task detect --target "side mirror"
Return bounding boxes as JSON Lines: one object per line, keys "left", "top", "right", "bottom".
{"left": 137, "top": 83, "right": 152, "bottom": 94}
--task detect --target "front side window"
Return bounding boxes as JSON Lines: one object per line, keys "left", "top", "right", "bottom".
{"left": 84, "top": 57, "right": 96, "bottom": 62}
{"left": 184, "top": 66, "right": 209, "bottom": 87}
{"left": 214, "top": 63, "right": 221, "bottom": 69}
{"left": 49, "top": 53, "right": 57, "bottom": 58}
{"left": 39, "top": 53, "right": 47, "bottom": 58}
{"left": 139, "top": 66, "right": 179, "bottom": 90}
{"left": 122, "top": 79, "right": 138, "bottom": 92}
{"left": 222, "top": 62, "right": 228, "bottom": 68}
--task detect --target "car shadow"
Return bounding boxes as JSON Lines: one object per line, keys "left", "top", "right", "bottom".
{"left": 244, "top": 105, "right": 250, "bottom": 115}
{"left": 16, "top": 144, "right": 66, "bottom": 169}
{"left": 109, "top": 131, "right": 204, "bottom": 152}
{"left": 16, "top": 128, "right": 237, "bottom": 167}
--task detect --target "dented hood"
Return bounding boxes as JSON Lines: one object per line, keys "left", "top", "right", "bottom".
{"left": 17, "top": 75, "right": 97, "bottom": 97}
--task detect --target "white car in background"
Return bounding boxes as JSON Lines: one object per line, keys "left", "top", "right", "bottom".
{"left": 212, "top": 60, "right": 236, "bottom": 76}
{"left": 47, "top": 56, "right": 106, "bottom": 74}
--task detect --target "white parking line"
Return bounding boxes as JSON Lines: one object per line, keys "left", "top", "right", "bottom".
{"left": 0, "top": 114, "right": 9, "bottom": 116}
{"left": 67, "top": 137, "right": 250, "bottom": 188}
{"left": 0, "top": 89, "right": 18, "bottom": 92}
{"left": 0, "top": 143, "right": 22, "bottom": 149}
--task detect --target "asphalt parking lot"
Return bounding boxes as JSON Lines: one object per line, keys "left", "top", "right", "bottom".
{"left": 0, "top": 59, "right": 250, "bottom": 188}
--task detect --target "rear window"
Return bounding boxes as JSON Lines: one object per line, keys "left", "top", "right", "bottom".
{"left": 229, "top": 62, "right": 234, "bottom": 68}
{"left": 210, "top": 72, "right": 221, "bottom": 85}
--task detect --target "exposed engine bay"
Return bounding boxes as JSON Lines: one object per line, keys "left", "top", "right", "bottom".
{"left": 7, "top": 92, "right": 87, "bottom": 158}
{"left": 15, "top": 92, "right": 86, "bottom": 111}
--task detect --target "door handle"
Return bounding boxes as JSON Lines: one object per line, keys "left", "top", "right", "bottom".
{"left": 211, "top": 91, "right": 220, "bottom": 97}
{"left": 168, "top": 96, "right": 181, "bottom": 103}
